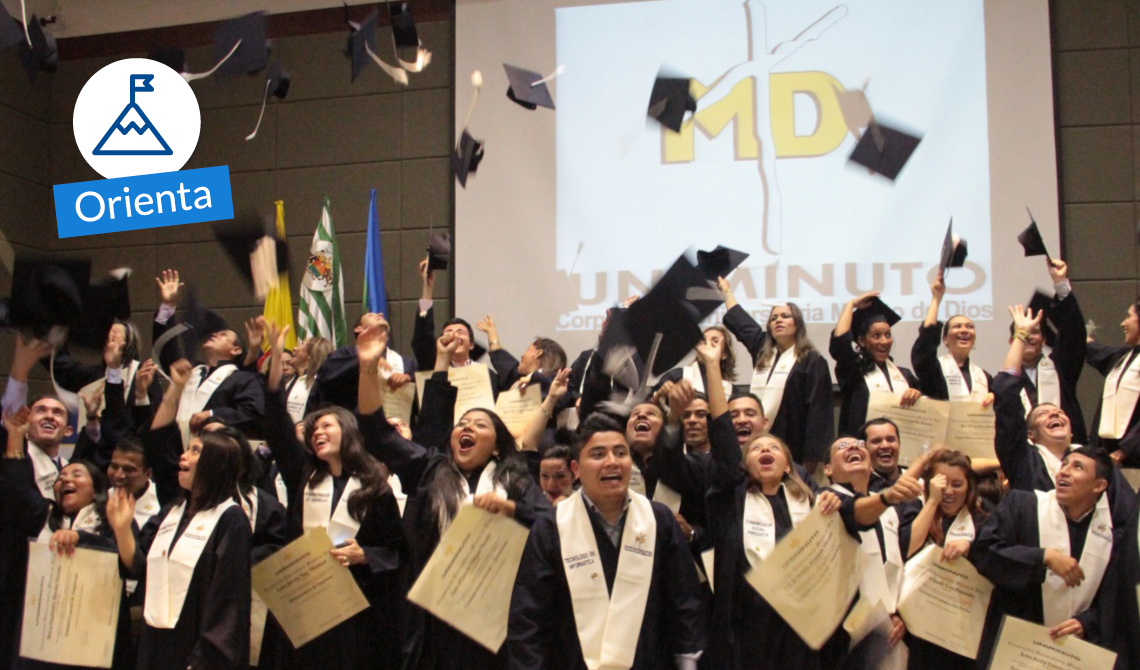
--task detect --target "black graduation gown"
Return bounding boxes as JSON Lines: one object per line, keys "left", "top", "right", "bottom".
{"left": 130, "top": 503, "right": 252, "bottom": 670}
{"left": 910, "top": 323, "right": 993, "bottom": 401}
{"left": 306, "top": 344, "right": 418, "bottom": 416}
{"left": 1112, "top": 493, "right": 1140, "bottom": 670}
{"left": 507, "top": 500, "right": 705, "bottom": 670}
{"left": 71, "top": 380, "right": 134, "bottom": 472}
{"left": 242, "top": 488, "right": 287, "bottom": 670}
{"left": 701, "top": 412, "right": 842, "bottom": 670}
{"left": 573, "top": 348, "right": 644, "bottom": 423}
{"left": 829, "top": 330, "right": 920, "bottom": 436}
{"left": 261, "top": 389, "right": 409, "bottom": 670}
{"left": 656, "top": 425, "right": 712, "bottom": 556}
{"left": 1087, "top": 342, "right": 1140, "bottom": 466}
{"left": 723, "top": 304, "right": 835, "bottom": 463}
{"left": 1031, "top": 291, "right": 1089, "bottom": 445}
{"left": 971, "top": 490, "right": 1115, "bottom": 665}
{"left": 993, "top": 372, "right": 1137, "bottom": 529}
{"left": 41, "top": 347, "right": 163, "bottom": 416}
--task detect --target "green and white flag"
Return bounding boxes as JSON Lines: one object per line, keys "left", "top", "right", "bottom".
{"left": 297, "top": 196, "right": 350, "bottom": 347}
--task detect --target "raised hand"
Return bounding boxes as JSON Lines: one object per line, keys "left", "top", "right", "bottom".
{"left": 1047, "top": 258, "right": 1068, "bottom": 284}
{"left": 12, "top": 335, "right": 52, "bottom": 382}
{"left": 155, "top": 269, "right": 183, "bottom": 306}
{"left": 135, "top": 359, "right": 156, "bottom": 401}
{"left": 105, "top": 487, "right": 137, "bottom": 534}
{"left": 930, "top": 272, "right": 945, "bottom": 302}
{"left": 1008, "top": 304, "right": 1044, "bottom": 334}
{"left": 926, "top": 473, "right": 946, "bottom": 506}
{"left": 82, "top": 384, "right": 104, "bottom": 420}
{"left": 851, "top": 291, "right": 880, "bottom": 310}
{"left": 170, "top": 359, "right": 193, "bottom": 388}
{"left": 547, "top": 368, "right": 571, "bottom": 404}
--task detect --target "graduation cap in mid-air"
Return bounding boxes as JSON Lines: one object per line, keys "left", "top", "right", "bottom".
{"left": 246, "top": 60, "right": 291, "bottom": 140}
{"left": 696, "top": 245, "right": 749, "bottom": 282}
{"left": 647, "top": 75, "right": 696, "bottom": 133}
{"left": 851, "top": 297, "right": 902, "bottom": 338}
{"left": 1017, "top": 211, "right": 1051, "bottom": 260}
{"left": 212, "top": 211, "right": 289, "bottom": 302}
{"left": 212, "top": 12, "right": 268, "bottom": 80}
{"left": 848, "top": 121, "right": 921, "bottom": 181}
{"left": 0, "top": 2, "right": 25, "bottom": 50}
{"left": 389, "top": 1, "right": 431, "bottom": 72}
{"left": 346, "top": 7, "right": 408, "bottom": 85}
{"left": 19, "top": 16, "right": 57, "bottom": 79}
{"left": 69, "top": 270, "right": 132, "bottom": 351}
{"left": 0, "top": 258, "right": 89, "bottom": 337}
{"left": 1026, "top": 290, "right": 1057, "bottom": 348}
{"left": 939, "top": 219, "right": 968, "bottom": 275}
{"left": 504, "top": 63, "right": 557, "bottom": 110}
{"left": 452, "top": 130, "right": 485, "bottom": 188}
{"left": 426, "top": 233, "right": 451, "bottom": 272}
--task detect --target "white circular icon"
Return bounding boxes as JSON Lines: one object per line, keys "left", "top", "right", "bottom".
{"left": 73, "top": 58, "right": 201, "bottom": 179}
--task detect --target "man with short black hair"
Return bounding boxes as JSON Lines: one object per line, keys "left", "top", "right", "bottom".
{"left": 306, "top": 310, "right": 416, "bottom": 413}
{"left": 508, "top": 413, "right": 705, "bottom": 670}
{"left": 857, "top": 417, "right": 902, "bottom": 493}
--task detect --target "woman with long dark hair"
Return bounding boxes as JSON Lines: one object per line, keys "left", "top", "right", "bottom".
{"left": 901, "top": 449, "right": 987, "bottom": 670}
{"left": 719, "top": 280, "right": 835, "bottom": 465}
{"left": 106, "top": 429, "right": 251, "bottom": 670}
{"left": 831, "top": 292, "right": 922, "bottom": 435}
{"left": 357, "top": 327, "right": 550, "bottom": 670}
{"left": 263, "top": 323, "right": 407, "bottom": 670}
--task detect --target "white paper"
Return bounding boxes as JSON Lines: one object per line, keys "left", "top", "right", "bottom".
{"left": 988, "top": 615, "right": 1117, "bottom": 670}
{"left": 897, "top": 545, "right": 993, "bottom": 659}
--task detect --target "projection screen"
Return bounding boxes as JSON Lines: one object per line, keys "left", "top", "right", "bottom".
{"left": 454, "top": 0, "right": 1059, "bottom": 382}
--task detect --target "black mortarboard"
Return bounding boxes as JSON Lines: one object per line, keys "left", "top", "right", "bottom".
{"left": 1017, "top": 213, "right": 1050, "bottom": 259}
{"left": 939, "top": 219, "right": 968, "bottom": 274}
{"left": 175, "top": 289, "right": 230, "bottom": 365}
{"left": 647, "top": 76, "right": 696, "bottom": 133}
{"left": 0, "top": 3, "right": 24, "bottom": 50}
{"left": 389, "top": 1, "right": 419, "bottom": 60}
{"left": 348, "top": 8, "right": 379, "bottom": 82}
{"left": 70, "top": 271, "right": 132, "bottom": 351}
{"left": 3, "top": 258, "right": 89, "bottom": 335}
{"left": 266, "top": 60, "right": 291, "bottom": 100}
{"left": 426, "top": 233, "right": 451, "bottom": 272}
{"left": 696, "top": 245, "right": 749, "bottom": 282}
{"left": 1027, "top": 291, "right": 1057, "bottom": 348}
{"left": 213, "top": 12, "right": 268, "bottom": 79}
{"left": 148, "top": 48, "right": 186, "bottom": 74}
{"left": 504, "top": 63, "right": 555, "bottom": 110}
{"left": 213, "top": 211, "right": 289, "bottom": 292}
{"left": 851, "top": 297, "right": 901, "bottom": 338}
{"left": 19, "top": 16, "right": 57, "bottom": 79}
{"left": 848, "top": 121, "right": 921, "bottom": 181}
{"left": 451, "top": 130, "right": 484, "bottom": 188}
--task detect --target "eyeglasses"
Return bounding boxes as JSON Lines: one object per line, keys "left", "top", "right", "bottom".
{"left": 834, "top": 439, "right": 866, "bottom": 450}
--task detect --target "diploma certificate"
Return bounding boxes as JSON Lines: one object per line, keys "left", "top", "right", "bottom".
{"left": 987, "top": 615, "right": 1117, "bottom": 670}
{"left": 21, "top": 542, "right": 122, "bottom": 668}
{"left": 251, "top": 528, "right": 369, "bottom": 649}
{"left": 380, "top": 381, "right": 415, "bottom": 424}
{"left": 494, "top": 384, "right": 542, "bottom": 437}
{"left": 866, "top": 393, "right": 995, "bottom": 463}
{"left": 416, "top": 363, "right": 497, "bottom": 423}
{"left": 746, "top": 509, "right": 863, "bottom": 649}
{"left": 898, "top": 545, "right": 993, "bottom": 659}
{"left": 407, "top": 504, "right": 530, "bottom": 653}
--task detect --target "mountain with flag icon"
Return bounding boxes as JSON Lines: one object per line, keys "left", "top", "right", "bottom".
{"left": 92, "top": 74, "right": 173, "bottom": 156}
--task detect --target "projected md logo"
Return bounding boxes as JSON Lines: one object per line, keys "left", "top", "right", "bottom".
{"left": 662, "top": 72, "right": 854, "bottom": 163}
{"left": 54, "top": 57, "right": 232, "bottom": 239}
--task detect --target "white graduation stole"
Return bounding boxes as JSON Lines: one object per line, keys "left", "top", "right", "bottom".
{"left": 1098, "top": 350, "right": 1140, "bottom": 440}
{"left": 28, "top": 443, "right": 64, "bottom": 500}
{"left": 237, "top": 488, "right": 260, "bottom": 532}
{"left": 302, "top": 475, "right": 363, "bottom": 546}
{"left": 742, "top": 484, "right": 811, "bottom": 568}
{"left": 1033, "top": 444, "right": 1066, "bottom": 483}
{"left": 681, "top": 361, "right": 733, "bottom": 398}
{"left": 1035, "top": 489, "right": 1113, "bottom": 626}
{"left": 629, "top": 463, "right": 647, "bottom": 497}
{"left": 832, "top": 484, "right": 904, "bottom": 613}
{"left": 134, "top": 482, "right": 162, "bottom": 528}
{"left": 286, "top": 376, "right": 312, "bottom": 425}
{"left": 1019, "top": 353, "right": 1061, "bottom": 416}
{"left": 176, "top": 364, "right": 238, "bottom": 448}
{"left": 389, "top": 473, "right": 407, "bottom": 517}
{"left": 943, "top": 508, "right": 976, "bottom": 544}
{"left": 863, "top": 360, "right": 910, "bottom": 396}
{"left": 749, "top": 347, "right": 796, "bottom": 422}
{"left": 144, "top": 499, "right": 237, "bottom": 629}
{"left": 235, "top": 487, "right": 269, "bottom": 664}
{"left": 939, "top": 354, "right": 989, "bottom": 402}
{"left": 439, "top": 461, "right": 509, "bottom": 536}
{"left": 36, "top": 503, "right": 101, "bottom": 543}
{"left": 275, "top": 473, "right": 289, "bottom": 509}
{"left": 77, "top": 359, "right": 141, "bottom": 414}
{"left": 557, "top": 491, "right": 656, "bottom": 670}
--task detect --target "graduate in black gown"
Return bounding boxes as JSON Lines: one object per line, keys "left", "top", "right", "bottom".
{"left": 995, "top": 305, "right": 1135, "bottom": 526}
{"left": 900, "top": 450, "right": 988, "bottom": 670}
{"left": 972, "top": 447, "right": 1119, "bottom": 665}
{"left": 474, "top": 314, "right": 566, "bottom": 396}
{"left": 507, "top": 412, "right": 705, "bottom": 670}
{"left": 107, "top": 430, "right": 252, "bottom": 670}
{"left": 651, "top": 326, "right": 738, "bottom": 400}
{"left": 911, "top": 272, "right": 993, "bottom": 405}
{"left": 830, "top": 293, "right": 921, "bottom": 435}
{"left": 262, "top": 322, "right": 408, "bottom": 670}
{"left": 358, "top": 329, "right": 550, "bottom": 670}
{"left": 688, "top": 338, "right": 844, "bottom": 670}
{"left": 1087, "top": 297, "right": 1140, "bottom": 467}
{"left": 283, "top": 335, "right": 334, "bottom": 423}
{"left": 1112, "top": 492, "right": 1140, "bottom": 670}
{"left": 306, "top": 312, "right": 415, "bottom": 416}
{"left": 718, "top": 280, "right": 834, "bottom": 466}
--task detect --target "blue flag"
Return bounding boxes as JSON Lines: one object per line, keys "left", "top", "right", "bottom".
{"left": 362, "top": 188, "right": 388, "bottom": 317}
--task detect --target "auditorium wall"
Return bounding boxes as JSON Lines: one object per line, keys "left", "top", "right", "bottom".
{"left": 1, "top": 0, "right": 1139, "bottom": 438}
